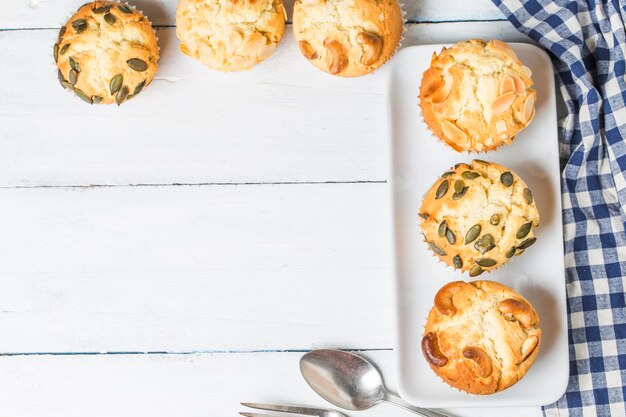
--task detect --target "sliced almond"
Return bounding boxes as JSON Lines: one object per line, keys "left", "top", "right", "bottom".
{"left": 441, "top": 120, "right": 469, "bottom": 147}
{"left": 432, "top": 100, "right": 449, "bottom": 114}
{"left": 522, "top": 65, "right": 533, "bottom": 78}
{"left": 227, "top": 30, "right": 243, "bottom": 53}
{"left": 238, "top": 32, "right": 267, "bottom": 56}
{"left": 422, "top": 75, "right": 444, "bottom": 99}
{"left": 490, "top": 39, "right": 518, "bottom": 61}
{"left": 492, "top": 92, "right": 516, "bottom": 117}
{"left": 513, "top": 75, "right": 526, "bottom": 94}
{"left": 522, "top": 93, "right": 536, "bottom": 124}
{"left": 431, "top": 73, "right": 453, "bottom": 103}
{"left": 517, "top": 335, "right": 539, "bottom": 364}
{"left": 257, "top": 42, "right": 276, "bottom": 60}
{"left": 499, "top": 75, "right": 515, "bottom": 95}
{"left": 496, "top": 120, "right": 508, "bottom": 133}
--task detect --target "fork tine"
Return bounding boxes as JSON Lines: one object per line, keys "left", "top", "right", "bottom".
{"left": 240, "top": 403, "right": 323, "bottom": 416}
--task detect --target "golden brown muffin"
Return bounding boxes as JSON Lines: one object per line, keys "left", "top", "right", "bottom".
{"left": 422, "top": 280, "right": 541, "bottom": 395}
{"left": 419, "top": 160, "right": 539, "bottom": 276}
{"left": 55, "top": 1, "right": 159, "bottom": 105}
{"left": 176, "top": 0, "right": 286, "bottom": 71}
{"left": 419, "top": 39, "right": 536, "bottom": 152}
{"left": 292, "top": 0, "right": 404, "bottom": 77}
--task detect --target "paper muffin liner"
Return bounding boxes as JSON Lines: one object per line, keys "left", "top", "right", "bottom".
{"left": 53, "top": 0, "right": 159, "bottom": 105}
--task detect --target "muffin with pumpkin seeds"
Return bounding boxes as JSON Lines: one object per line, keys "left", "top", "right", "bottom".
{"left": 55, "top": 1, "right": 159, "bottom": 105}
{"left": 419, "top": 160, "right": 539, "bottom": 276}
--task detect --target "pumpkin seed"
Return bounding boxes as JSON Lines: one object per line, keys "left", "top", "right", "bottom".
{"left": 475, "top": 258, "right": 497, "bottom": 267}
{"left": 69, "top": 69, "right": 78, "bottom": 86}
{"left": 53, "top": 43, "right": 59, "bottom": 62}
{"left": 127, "top": 58, "right": 148, "bottom": 72}
{"left": 58, "top": 26, "right": 66, "bottom": 41}
{"left": 92, "top": 95, "right": 103, "bottom": 104}
{"left": 110, "top": 74, "right": 123, "bottom": 95}
{"left": 93, "top": 5, "right": 112, "bottom": 13}
{"left": 418, "top": 213, "right": 429, "bottom": 220}
{"left": 490, "top": 214, "right": 500, "bottom": 226}
{"left": 429, "top": 241, "right": 446, "bottom": 256}
{"left": 74, "top": 88, "right": 93, "bottom": 104}
{"left": 454, "top": 163, "right": 462, "bottom": 169}
{"left": 523, "top": 188, "right": 533, "bottom": 204}
{"left": 69, "top": 57, "right": 80, "bottom": 72}
{"left": 500, "top": 171, "right": 514, "bottom": 187}
{"left": 462, "top": 171, "right": 480, "bottom": 179}
{"left": 72, "top": 19, "right": 88, "bottom": 33}
{"left": 452, "top": 255, "right": 463, "bottom": 269}
{"left": 516, "top": 222, "right": 533, "bottom": 239}
{"left": 469, "top": 265, "right": 484, "bottom": 277}
{"left": 474, "top": 159, "right": 489, "bottom": 165}
{"left": 441, "top": 171, "right": 454, "bottom": 178}
{"left": 118, "top": 4, "right": 133, "bottom": 13}
{"left": 454, "top": 180, "right": 464, "bottom": 193}
{"left": 57, "top": 70, "right": 71, "bottom": 89}
{"left": 452, "top": 186, "right": 468, "bottom": 200}
{"left": 505, "top": 246, "right": 516, "bottom": 258}
{"left": 60, "top": 44, "right": 70, "bottom": 55}
{"left": 438, "top": 221, "right": 447, "bottom": 238}
{"left": 465, "top": 224, "right": 481, "bottom": 244}
{"left": 474, "top": 234, "right": 495, "bottom": 254}
{"left": 104, "top": 13, "right": 117, "bottom": 25}
{"left": 435, "top": 180, "right": 449, "bottom": 199}
{"left": 116, "top": 86, "right": 129, "bottom": 106}
{"left": 134, "top": 80, "right": 146, "bottom": 95}
{"left": 517, "top": 237, "right": 537, "bottom": 250}
{"left": 446, "top": 229, "right": 456, "bottom": 245}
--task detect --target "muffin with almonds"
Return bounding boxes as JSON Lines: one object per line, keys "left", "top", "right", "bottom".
{"left": 419, "top": 39, "right": 536, "bottom": 152}
{"left": 292, "top": 0, "right": 404, "bottom": 77}
{"left": 422, "top": 280, "right": 542, "bottom": 395}
{"left": 55, "top": 1, "right": 159, "bottom": 105}
{"left": 176, "top": 0, "right": 286, "bottom": 71}
{"left": 419, "top": 160, "right": 539, "bottom": 277}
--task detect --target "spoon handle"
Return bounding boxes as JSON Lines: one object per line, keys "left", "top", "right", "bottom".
{"left": 383, "top": 393, "right": 453, "bottom": 417}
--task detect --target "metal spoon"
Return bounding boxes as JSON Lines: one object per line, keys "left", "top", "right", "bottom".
{"left": 300, "top": 349, "right": 451, "bottom": 417}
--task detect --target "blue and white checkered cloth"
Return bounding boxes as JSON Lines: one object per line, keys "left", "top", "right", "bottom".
{"left": 490, "top": 1, "right": 626, "bottom": 416}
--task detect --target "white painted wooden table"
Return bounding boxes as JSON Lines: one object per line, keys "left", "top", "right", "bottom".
{"left": 0, "top": 1, "right": 548, "bottom": 416}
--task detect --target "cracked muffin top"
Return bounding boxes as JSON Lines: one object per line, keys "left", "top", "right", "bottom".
{"left": 422, "top": 280, "right": 542, "bottom": 395}
{"left": 54, "top": 1, "right": 159, "bottom": 105}
{"left": 419, "top": 160, "right": 539, "bottom": 277}
{"left": 292, "top": 0, "right": 404, "bottom": 77}
{"left": 176, "top": 0, "right": 286, "bottom": 71}
{"left": 419, "top": 39, "right": 536, "bottom": 152}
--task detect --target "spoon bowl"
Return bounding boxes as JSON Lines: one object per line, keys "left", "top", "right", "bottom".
{"left": 300, "top": 349, "right": 451, "bottom": 417}
{"left": 300, "top": 349, "right": 384, "bottom": 411}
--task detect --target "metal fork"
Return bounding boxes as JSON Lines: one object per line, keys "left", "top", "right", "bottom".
{"left": 241, "top": 402, "right": 348, "bottom": 417}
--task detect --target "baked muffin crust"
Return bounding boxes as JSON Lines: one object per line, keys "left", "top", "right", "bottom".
{"left": 419, "top": 39, "right": 536, "bottom": 152}
{"left": 422, "top": 280, "right": 541, "bottom": 395}
{"left": 176, "top": 0, "right": 286, "bottom": 71}
{"left": 419, "top": 160, "right": 539, "bottom": 276}
{"left": 55, "top": 1, "right": 159, "bottom": 105}
{"left": 293, "top": 0, "right": 404, "bottom": 77}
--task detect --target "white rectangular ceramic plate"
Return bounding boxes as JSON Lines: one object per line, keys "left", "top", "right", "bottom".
{"left": 387, "top": 44, "right": 569, "bottom": 407}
